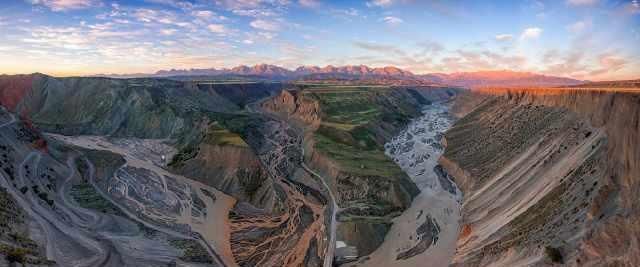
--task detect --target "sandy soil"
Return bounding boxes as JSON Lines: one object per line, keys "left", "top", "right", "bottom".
{"left": 348, "top": 103, "right": 462, "bottom": 267}
{"left": 48, "top": 134, "right": 238, "bottom": 267}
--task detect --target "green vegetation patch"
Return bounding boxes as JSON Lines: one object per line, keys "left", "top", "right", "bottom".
{"left": 168, "top": 239, "right": 213, "bottom": 263}
{"left": 169, "top": 112, "right": 252, "bottom": 168}
{"left": 0, "top": 244, "right": 52, "bottom": 266}
{"left": 69, "top": 183, "right": 125, "bottom": 216}
{"left": 203, "top": 122, "right": 248, "bottom": 147}
{"left": 313, "top": 131, "right": 403, "bottom": 178}
{"left": 305, "top": 86, "right": 415, "bottom": 178}
{"left": 545, "top": 246, "right": 564, "bottom": 264}
{"left": 168, "top": 145, "right": 199, "bottom": 168}
{"left": 0, "top": 188, "right": 24, "bottom": 231}
{"left": 0, "top": 189, "right": 50, "bottom": 265}
{"left": 207, "top": 112, "right": 252, "bottom": 134}
{"left": 305, "top": 87, "right": 388, "bottom": 126}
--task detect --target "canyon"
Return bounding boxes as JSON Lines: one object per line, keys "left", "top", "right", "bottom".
{"left": 0, "top": 72, "right": 637, "bottom": 267}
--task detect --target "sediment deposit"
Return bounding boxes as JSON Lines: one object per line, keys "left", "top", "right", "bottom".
{"left": 350, "top": 102, "right": 462, "bottom": 267}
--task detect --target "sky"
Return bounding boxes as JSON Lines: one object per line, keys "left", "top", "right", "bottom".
{"left": 0, "top": 0, "right": 639, "bottom": 80}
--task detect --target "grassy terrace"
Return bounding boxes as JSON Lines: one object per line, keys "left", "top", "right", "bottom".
{"left": 303, "top": 85, "right": 407, "bottom": 178}
{"left": 305, "top": 86, "right": 389, "bottom": 127}
{"left": 203, "top": 122, "right": 249, "bottom": 147}
{"left": 313, "top": 132, "right": 404, "bottom": 177}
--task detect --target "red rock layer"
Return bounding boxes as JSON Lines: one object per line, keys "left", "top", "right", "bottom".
{"left": 0, "top": 74, "right": 34, "bottom": 111}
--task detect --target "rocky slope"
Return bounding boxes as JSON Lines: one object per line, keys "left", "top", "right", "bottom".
{"left": 0, "top": 73, "right": 238, "bottom": 139}
{"left": 442, "top": 88, "right": 640, "bottom": 266}
{"left": 261, "top": 90, "right": 321, "bottom": 130}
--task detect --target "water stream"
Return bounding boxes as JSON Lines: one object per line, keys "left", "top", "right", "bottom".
{"left": 349, "top": 102, "right": 462, "bottom": 267}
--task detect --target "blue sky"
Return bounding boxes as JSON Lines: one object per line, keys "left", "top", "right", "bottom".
{"left": 0, "top": 0, "right": 638, "bottom": 80}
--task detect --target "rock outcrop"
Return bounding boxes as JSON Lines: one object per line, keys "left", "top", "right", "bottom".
{"left": 170, "top": 141, "right": 276, "bottom": 211}
{"left": 442, "top": 88, "right": 640, "bottom": 266}
{"left": 261, "top": 90, "right": 321, "bottom": 130}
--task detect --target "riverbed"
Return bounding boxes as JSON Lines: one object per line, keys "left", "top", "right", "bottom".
{"left": 347, "top": 102, "right": 462, "bottom": 267}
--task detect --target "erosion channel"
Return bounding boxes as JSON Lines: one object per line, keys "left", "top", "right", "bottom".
{"left": 347, "top": 102, "right": 462, "bottom": 267}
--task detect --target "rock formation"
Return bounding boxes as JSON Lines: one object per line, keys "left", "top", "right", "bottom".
{"left": 442, "top": 88, "right": 640, "bottom": 266}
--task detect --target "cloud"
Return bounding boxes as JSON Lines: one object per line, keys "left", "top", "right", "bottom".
{"left": 208, "top": 24, "right": 228, "bottom": 34}
{"left": 0, "top": 46, "right": 16, "bottom": 51}
{"left": 367, "top": 0, "right": 394, "bottom": 7}
{"left": 416, "top": 41, "right": 444, "bottom": 55}
{"left": 382, "top": 16, "right": 403, "bottom": 25}
{"left": 160, "top": 29, "right": 177, "bottom": 36}
{"left": 566, "top": 20, "right": 591, "bottom": 33}
{"left": 133, "top": 8, "right": 192, "bottom": 28}
{"left": 216, "top": 0, "right": 275, "bottom": 9}
{"left": 542, "top": 50, "right": 589, "bottom": 77}
{"left": 193, "top": 10, "right": 214, "bottom": 19}
{"left": 353, "top": 41, "right": 406, "bottom": 57}
{"left": 192, "top": 10, "right": 227, "bottom": 22}
{"left": 299, "top": 0, "right": 320, "bottom": 8}
{"left": 329, "top": 8, "right": 363, "bottom": 20}
{"left": 250, "top": 19, "right": 280, "bottom": 31}
{"left": 597, "top": 53, "right": 627, "bottom": 70}
{"left": 258, "top": 31, "right": 276, "bottom": 39}
{"left": 232, "top": 9, "right": 278, "bottom": 17}
{"left": 567, "top": 0, "right": 597, "bottom": 6}
{"left": 495, "top": 34, "right": 513, "bottom": 41}
{"left": 520, "top": 27, "right": 542, "bottom": 40}
{"left": 26, "top": 0, "right": 98, "bottom": 11}
{"left": 217, "top": 0, "right": 289, "bottom": 17}
{"left": 550, "top": 52, "right": 629, "bottom": 78}
{"left": 624, "top": 0, "right": 640, "bottom": 15}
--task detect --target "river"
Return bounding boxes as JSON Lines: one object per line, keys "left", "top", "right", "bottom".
{"left": 347, "top": 102, "right": 462, "bottom": 267}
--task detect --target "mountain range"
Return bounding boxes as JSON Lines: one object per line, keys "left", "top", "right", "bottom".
{"left": 97, "top": 64, "right": 585, "bottom": 88}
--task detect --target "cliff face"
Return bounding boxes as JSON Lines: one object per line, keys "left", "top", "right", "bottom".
{"left": 442, "top": 89, "right": 640, "bottom": 266}
{"left": 448, "top": 89, "right": 492, "bottom": 119}
{"left": 261, "top": 90, "right": 321, "bottom": 130}
{"left": 0, "top": 74, "right": 239, "bottom": 140}
{"left": 171, "top": 142, "right": 276, "bottom": 211}
{"left": 197, "top": 82, "right": 284, "bottom": 108}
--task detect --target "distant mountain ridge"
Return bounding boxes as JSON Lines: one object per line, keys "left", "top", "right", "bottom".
{"left": 96, "top": 64, "right": 585, "bottom": 87}
{"left": 421, "top": 70, "right": 584, "bottom": 87}
{"left": 150, "top": 64, "right": 415, "bottom": 78}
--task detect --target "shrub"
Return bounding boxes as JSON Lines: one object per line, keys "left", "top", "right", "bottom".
{"left": 5, "top": 247, "right": 27, "bottom": 264}
{"left": 545, "top": 246, "right": 563, "bottom": 264}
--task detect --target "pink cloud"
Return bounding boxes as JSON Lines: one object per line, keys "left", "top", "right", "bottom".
{"left": 27, "top": 0, "right": 98, "bottom": 11}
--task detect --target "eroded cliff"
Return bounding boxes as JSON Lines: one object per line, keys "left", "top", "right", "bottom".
{"left": 442, "top": 88, "right": 640, "bottom": 266}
